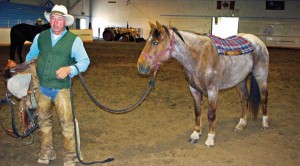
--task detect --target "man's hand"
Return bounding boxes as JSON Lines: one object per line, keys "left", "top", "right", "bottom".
{"left": 56, "top": 66, "right": 71, "bottom": 79}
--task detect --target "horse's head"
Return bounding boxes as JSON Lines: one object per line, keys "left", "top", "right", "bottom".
{"left": 137, "top": 21, "right": 175, "bottom": 75}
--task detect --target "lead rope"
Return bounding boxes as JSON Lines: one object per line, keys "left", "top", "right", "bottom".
{"left": 73, "top": 65, "right": 156, "bottom": 114}
{"left": 70, "top": 78, "right": 114, "bottom": 164}
{"left": 70, "top": 65, "right": 156, "bottom": 164}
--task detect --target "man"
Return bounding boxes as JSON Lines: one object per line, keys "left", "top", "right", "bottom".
{"left": 26, "top": 5, "right": 90, "bottom": 166}
{"left": 36, "top": 18, "right": 43, "bottom": 26}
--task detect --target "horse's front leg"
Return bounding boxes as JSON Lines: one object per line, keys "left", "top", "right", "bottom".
{"left": 235, "top": 80, "right": 249, "bottom": 131}
{"left": 188, "top": 86, "right": 203, "bottom": 144}
{"left": 17, "top": 43, "right": 24, "bottom": 63}
{"left": 205, "top": 88, "right": 218, "bottom": 147}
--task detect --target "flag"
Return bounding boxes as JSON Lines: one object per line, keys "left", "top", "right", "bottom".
{"left": 217, "top": 1, "right": 235, "bottom": 10}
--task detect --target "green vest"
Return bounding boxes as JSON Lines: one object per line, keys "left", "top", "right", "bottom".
{"left": 37, "top": 29, "right": 76, "bottom": 89}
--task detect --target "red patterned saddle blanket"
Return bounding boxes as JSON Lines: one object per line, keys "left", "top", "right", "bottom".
{"left": 207, "top": 34, "right": 254, "bottom": 55}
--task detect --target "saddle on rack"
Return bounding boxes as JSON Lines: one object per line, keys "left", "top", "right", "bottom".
{"left": 1, "top": 59, "right": 39, "bottom": 144}
{"left": 6, "top": 59, "right": 39, "bottom": 100}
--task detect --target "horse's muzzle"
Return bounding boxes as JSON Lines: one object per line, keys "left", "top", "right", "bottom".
{"left": 138, "top": 64, "right": 150, "bottom": 75}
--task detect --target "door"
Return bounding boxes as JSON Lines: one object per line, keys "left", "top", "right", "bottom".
{"left": 212, "top": 17, "right": 239, "bottom": 38}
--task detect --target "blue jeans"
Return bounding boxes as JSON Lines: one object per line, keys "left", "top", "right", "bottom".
{"left": 40, "top": 86, "right": 59, "bottom": 100}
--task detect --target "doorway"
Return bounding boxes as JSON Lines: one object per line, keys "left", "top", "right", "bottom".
{"left": 75, "top": 18, "right": 87, "bottom": 29}
{"left": 212, "top": 17, "right": 239, "bottom": 38}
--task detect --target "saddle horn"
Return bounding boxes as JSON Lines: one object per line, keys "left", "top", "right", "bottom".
{"left": 3, "top": 60, "right": 17, "bottom": 83}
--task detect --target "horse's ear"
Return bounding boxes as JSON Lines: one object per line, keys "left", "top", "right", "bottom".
{"left": 156, "top": 21, "right": 163, "bottom": 31}
{"left": 156, "top": 21, "right": 168, "bottom": 37}
{"left": 149, "top": 21, "right": 155, "bottom": 29}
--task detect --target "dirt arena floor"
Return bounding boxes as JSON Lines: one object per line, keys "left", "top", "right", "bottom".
{"left": 0, "top": 41, "right": 299, "bottom": 166}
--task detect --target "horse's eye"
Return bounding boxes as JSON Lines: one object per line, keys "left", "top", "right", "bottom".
{"left": 152, "top": 41, "right": 159, "bottom": 46}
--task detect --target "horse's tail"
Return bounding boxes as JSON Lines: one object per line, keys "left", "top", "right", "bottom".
{"left": 248, "top": 73, "right": 260, "bottom": 120}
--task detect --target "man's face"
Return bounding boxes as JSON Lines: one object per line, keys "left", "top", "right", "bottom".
{"left": 36, "top": 21, "right": 42, "bottom": 26}
{"left": 50, "top": 13, "right": 67, "bottom": 35}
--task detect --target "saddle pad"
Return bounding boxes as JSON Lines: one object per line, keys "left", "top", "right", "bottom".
{"left": 208, "top": 34, "right": 254, "bottom": 55}
{"left": 7, "top": 73, "right": 31, "bottom": 99}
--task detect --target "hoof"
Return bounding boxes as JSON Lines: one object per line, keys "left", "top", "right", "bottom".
{"left": 205, "top": 141, "right": 215, "bottom": 148}
{"left": 261, "top": 126, "right": 269, "bottom": 130}
{"left": 235, "top": 126, "right": 244, "bottom": 131}
{"left": 205, "top": 133, "right": 215, "bottom": 147}
{"left": 188, "top": 138, "right": 199, "bottom": 144}
{"left": 205, "top": 144, "right": 214, "bottom": 148}
{"left": 262, "top": 116, "right": 269, "bottom": 129}
{"left": 189, "top": 130, "right": 202, "bottom": 144}
{"left": 235, "top": 118, "right": 247, "bottom": 131}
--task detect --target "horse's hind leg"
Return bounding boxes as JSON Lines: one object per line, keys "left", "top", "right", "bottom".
{"left": 235, "top": 79, "right": 249, "bottom": 131}
{"left": 250, "top": 75, "right": 269, "bottom": 129}
{"left": 257, "top": 78, "right": 269, "bottom": 129}
{"left": 261, "top": 89, "right": 268, "bottom": 129}
{"left": 188, "top": 86, "right": 203, "bottom": 144}
{"left": 251, "top": 39, "right": 269, "bottom": 129}
{"left": 247, "top": 71, "right": 269, "bottom": 131}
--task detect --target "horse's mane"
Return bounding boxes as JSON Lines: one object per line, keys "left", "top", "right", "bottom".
{"left": 188, "top": 31, "right": 207, "bottom": 36}
{"left": 151, "top": 25, "right": 186, "bottom": 43}
{"left": 171, "top": 27, "right": 185, "bottom": 43}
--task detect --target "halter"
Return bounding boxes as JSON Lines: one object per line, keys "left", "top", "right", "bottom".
{"left": 142, "top": 32, "right": 175, "bottom": 73}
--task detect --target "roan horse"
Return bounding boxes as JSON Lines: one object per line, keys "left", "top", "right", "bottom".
{"left": 9, "top": 23, "right": 50, "bottom": 63}
{"left": 137, "top": 21, "right": 269, "bottom": 147}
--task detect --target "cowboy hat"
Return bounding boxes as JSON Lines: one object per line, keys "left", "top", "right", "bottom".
{"left": 36, "top": 18, "right": 43, "bottom": 22}
{"left": 44, "top": 5, "right": 74, "bottom": 26}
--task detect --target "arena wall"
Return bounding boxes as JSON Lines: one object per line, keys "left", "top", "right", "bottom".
{"left": 91, "top": 0, "right": 300, "bottom": 48}
{"left": 3, "top": 0, "right": 300, "bottom": 48}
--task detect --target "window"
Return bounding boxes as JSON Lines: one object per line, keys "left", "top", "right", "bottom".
{"left": 266, "top": 1, "right": 285, "bottom": 10}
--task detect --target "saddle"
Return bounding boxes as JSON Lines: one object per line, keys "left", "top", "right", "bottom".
{"left": 5, "top": 59, "right": 39, "bottom": 100}
{"left": 2, "top": 59, "right": 39, "bottom": 143}
{"left": 207, "top": 34, "right": 254, "bottom": 56}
